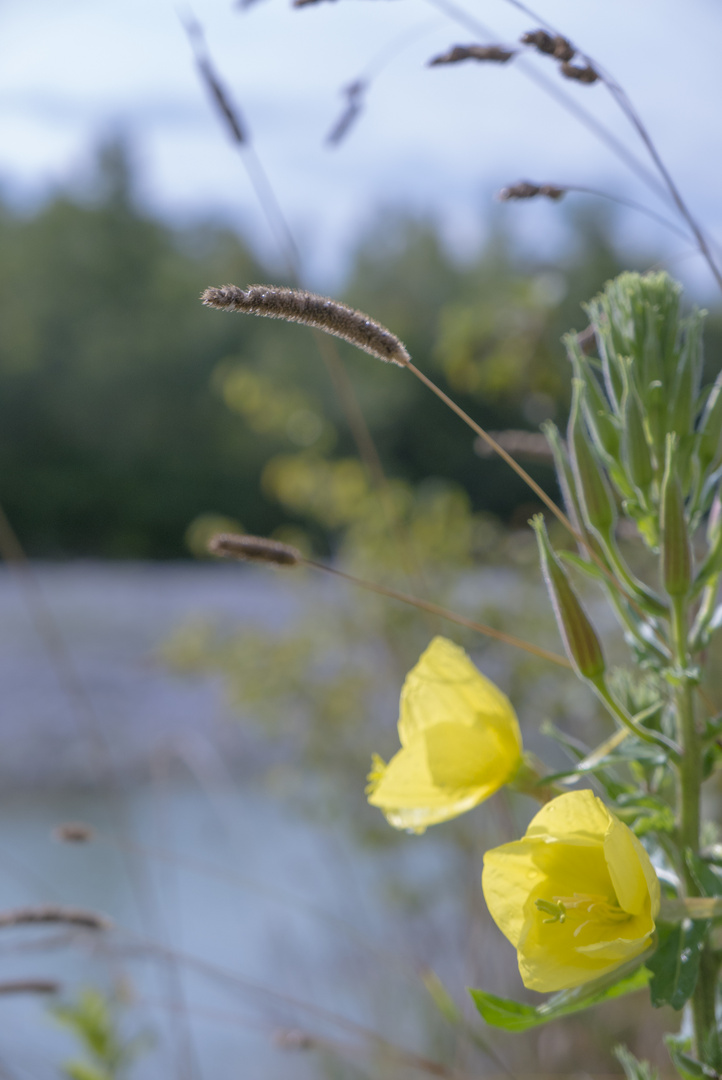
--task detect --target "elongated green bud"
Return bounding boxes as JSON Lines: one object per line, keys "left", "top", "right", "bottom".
{"left": 621, "top": 373, "right": 654, "bottom": 494}
{"left": 565, "top": 336, "right": 621, "bottom": 462}
{"left": 542, "top": 421, "right": 584, "bottom": 533}
{"left": 660, "top": 436, "right": 692, "bottom": 597}
{"left": 669, "top": 310, "right": 704, "bottom": 440}
{"left": 691, "top": 495, "right": 722, "bottom": 596}
{"left": 531, "top": 515, "right": 606, "bottom": 680}
{"left": 568, "top": 380, "right": 616, "bottom": 538}
{"left": 698, "top": 378, "right": 722, "bottom": 473}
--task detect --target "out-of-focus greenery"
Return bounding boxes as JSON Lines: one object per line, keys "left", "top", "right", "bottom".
{"left": 5, "top": 138, "right": 717, "bottom": 557}
{"left": 51, "top": 988, "right": 150, "bottom": 1080}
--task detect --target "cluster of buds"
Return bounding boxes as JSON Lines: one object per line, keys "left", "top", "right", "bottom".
{"left": 536, "top": 272, "right": 715, "bottom": 679}
{"left": 521, "top": 28, "right": 599, "bottom": 85}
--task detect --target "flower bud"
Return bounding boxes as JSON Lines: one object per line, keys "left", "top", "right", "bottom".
{"left": 532, "top": 515, "right": 606, "bottom": 680}
{"left": 542, "top": 421, "right": 585, "bottom": 535}
{"left": 621, "top": 377, "right": 655, "bottom": 494}
{"left": 660, "top": 436, "right": 692, "bottom": 598}
{"left": 698, "top": 378, "right": 722, "bottom": 474}
{"left": 565, "top": 336, "right": 621, "bottom": 463}
{"left": 669, "top": 311, "right": 704, "bottom": 441}
{"left": 568, "top": 380, "right": 616, "bottom": 539}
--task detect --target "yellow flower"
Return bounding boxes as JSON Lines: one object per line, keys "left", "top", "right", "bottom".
{"left": 366, "top": 636, "right": 523, "bottom": 833}
{"left": 482, "top": 789, "right": 660, "bottom": 993}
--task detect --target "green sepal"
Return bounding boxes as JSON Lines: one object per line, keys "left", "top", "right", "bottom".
{"left": 669, "top": 310, "right": 704, "bottom": 445}
{"left": 622, "top": 374, "right": 655, "bottom": 497}
{"left": 541, "top": 420, "right": 587, "bottom": 535}
{"left": 557, "top": 549, "right": 607, "bottom": 582}
{"left": 469, "top": 965, "right": 650, "bottom": 1032}
{"left": 565, "top": 336, "right": 622, "bottom": 464}
{"left": 568, "top": 379, "right": 617, "bottom": 537}
{"left": 698, "top": 378, "right": 722, "bottom": 475}
{"left": 660, "top": 436, "right": 693, "bottom": 597}
{"left": 531, "top": 514, "right": 606, "bottom": 679}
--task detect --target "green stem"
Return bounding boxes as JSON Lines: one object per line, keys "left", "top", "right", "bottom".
{"left": 589, "top": 676, "right": 680, "bottom": 756}
{"left": 690, "top": 574, "right": 721, "bottom": 652}
{"left": 672, "top": 597, "right": 719, "bottom": 1065}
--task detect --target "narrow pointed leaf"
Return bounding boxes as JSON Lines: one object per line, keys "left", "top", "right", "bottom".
{"left": 470, "top": 966, "right": 649, "bottom": 1032}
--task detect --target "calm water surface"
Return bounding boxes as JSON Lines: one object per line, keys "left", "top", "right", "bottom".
{"left": 0, "top": 563, "right": 493, "bottom": 1079}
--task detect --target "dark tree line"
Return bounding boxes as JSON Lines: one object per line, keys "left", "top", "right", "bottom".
{"left": 1, "top": 141, "right": 712, "bottom": 557}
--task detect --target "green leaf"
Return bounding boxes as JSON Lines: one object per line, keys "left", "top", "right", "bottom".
{"left": 557, "top": 550, "right": 608, "bottom": 583}
{"left": 632, "top": 806, "right": 676, "bottom": 837}
{"left": 469, "top": 965, "right": 649, "bottom": 1032}
{"left": 648, "top": 920, "right": 707, "bottom": 1010}
{"left": 686, "top": 851, "right": 722, "bottom": 898}
{"left": 665, "top": 1034, "right": 719, "bottom": 1080}
{"left": 614, "top": 1044, "right": 660, "bottom": 1080}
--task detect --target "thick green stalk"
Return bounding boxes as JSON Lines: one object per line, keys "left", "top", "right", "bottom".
{"left": 672, "top": 597, "right": 719, "bottom": 1066}
{"left": 672, "top": 599, "right": 700, "bottom": 864}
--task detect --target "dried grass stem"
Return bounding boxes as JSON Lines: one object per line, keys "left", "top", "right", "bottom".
{"left": 208, "top": 532, "right": 571, "bottom": 668}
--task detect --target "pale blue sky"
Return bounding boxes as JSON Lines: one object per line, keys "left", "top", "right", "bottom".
{"left": 1, "top": 0, "right": 720, "bottom": 292}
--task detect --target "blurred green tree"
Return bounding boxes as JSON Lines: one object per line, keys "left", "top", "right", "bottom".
{"left": 2, "top": 139, "right": 715, "bottom": 557}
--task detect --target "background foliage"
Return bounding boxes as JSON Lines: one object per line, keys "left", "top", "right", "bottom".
{"left": 5, "top": 139, "right": 718, "bottom": 559}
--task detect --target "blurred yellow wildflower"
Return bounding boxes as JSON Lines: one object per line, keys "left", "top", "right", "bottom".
{"left": 366, "top": 636, "right": 523, "bottom": 833}
{"left": 482, "top": 789, "right": 660, "bottom": 992}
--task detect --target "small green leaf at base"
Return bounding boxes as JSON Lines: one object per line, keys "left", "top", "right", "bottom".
{"left": 648, "top": 919, "right": 707, "bottom": 1010}
{"left": 614, "top": 1043, "right": 660, "bottom": 1080}
{"left": 665, "top": 1034, "right": 721, "bottom": 1080}
{"left": 469, "top": 965, "right": 649, "bottom": 1032}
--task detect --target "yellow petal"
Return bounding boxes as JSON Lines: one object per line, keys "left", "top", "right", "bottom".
{"left": 603, "top": 814, "right": 649, "bottom": 916}
{"left": 482, "top": 791, "right": 660, "bottom": 993}
{"left": 424, "top": 722, "right": 518, "bottom": 789}
{"left": 398, "top": 637, "right": 521, "bottom": 764}
{"left": 367, "top": 738, "right": 492, "bottom": 832}
{"left": 576, "top": 930, "right": 654, "bottom": 962}
{"left": 525, "top": 788, "right": 611, "bottom": 844}
{"left": 482, "top": 839, "right": 550, "bottom": 947}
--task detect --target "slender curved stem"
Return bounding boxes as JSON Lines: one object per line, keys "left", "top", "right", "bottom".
{"left": 303, "top": 557, "right": 571, "bottom": 668}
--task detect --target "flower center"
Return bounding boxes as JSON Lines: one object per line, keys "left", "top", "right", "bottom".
{"left": 535, "top": 892, "right": 631, "bottom": 936}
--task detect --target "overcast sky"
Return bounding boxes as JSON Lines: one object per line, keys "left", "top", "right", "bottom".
{"left": 1, "top": 0, "right": 720, "bottom": 292}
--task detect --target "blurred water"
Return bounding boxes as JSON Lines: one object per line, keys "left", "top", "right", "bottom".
{"left": 0, "top": 563, "right": 481, "bottom": 1079}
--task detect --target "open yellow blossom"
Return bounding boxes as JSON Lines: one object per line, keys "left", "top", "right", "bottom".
{"left": 482, "top": 790, "right": 660, "bottom": 992}
{"left": 366, "top": 636, "right": 523, "bottom": 833}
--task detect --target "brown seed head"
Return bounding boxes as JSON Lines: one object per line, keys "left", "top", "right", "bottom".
{"left": 560, "top": 61, "right": 599, "bottom": 84}
{"left": 539, "top": 184, "right": 565, "bottom": 200}
{"left": 208, "top": 533, "right": 302, "bottom": 567}
{"left": 520, "top": 29, "right": 556, "bottom": 54}
{"left": 498, "top": 181, "right": 541, "bottom": 201}
{"left": 201, "top": 284, "right": 411, "bottom": 367}
{"left": 498, "top": 182, "right": 565, "bottom": 202}
{"left": 0, "top": 980, "right": 60, "bottom": 996}
{"left": 429, "top": 44, "right": 515, "bottom": 65}
{"left": 520, "top": 30, "right": 576, "bottom": 62}
{"left": 54, "top": 822, "right": 94, "bottom": 844}
{"left": 0, "top": 905, "right": 111, "bottom": 931}
{"left": 551, "top": 35, "right": 575, "bottom": 61}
